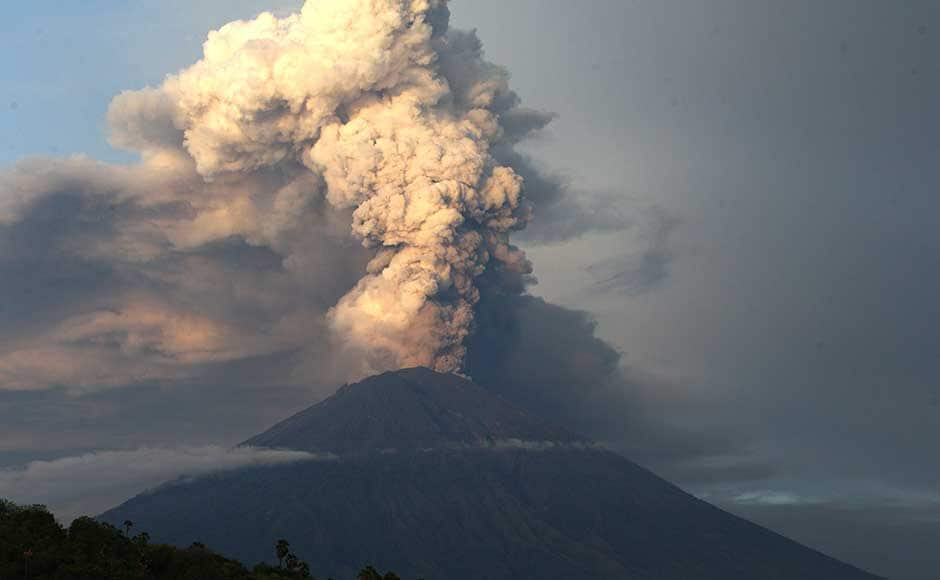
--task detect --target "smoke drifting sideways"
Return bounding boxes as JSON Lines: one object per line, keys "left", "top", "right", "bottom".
{"left": 1, "top": 0, "right": 691, "bottom": 462}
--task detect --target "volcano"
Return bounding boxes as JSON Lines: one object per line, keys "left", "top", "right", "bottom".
{"left": 102, "top": 368, "right": 882, "bottom": 579}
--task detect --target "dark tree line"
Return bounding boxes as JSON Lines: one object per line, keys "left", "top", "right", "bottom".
{"left": 1, "top": 499, "right": 413, "bottom": 580}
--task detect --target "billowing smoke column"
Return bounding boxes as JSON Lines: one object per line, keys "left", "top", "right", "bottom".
{"left": 109, "top": 0, "right": 548, "bottom": 374}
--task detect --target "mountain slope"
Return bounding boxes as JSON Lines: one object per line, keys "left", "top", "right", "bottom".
{"left": 102, "top": 368, "right": 883, "bottom": 580}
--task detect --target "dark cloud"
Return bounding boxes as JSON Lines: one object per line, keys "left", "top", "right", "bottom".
{"left": 467, "top": 293, "right": 756, "bottom": 481}
{"left": 497, "top": 148, "right": 633, "bottom": 245}
{"left": 584, "top": 208, "right": 678, "bottom": 296}
{"left": 0, "top": 156, "right": 373, "bottom": 391}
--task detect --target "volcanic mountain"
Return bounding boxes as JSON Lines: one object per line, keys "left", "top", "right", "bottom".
{"left": 102, "top": 368, "right": 882, "bottom": 579}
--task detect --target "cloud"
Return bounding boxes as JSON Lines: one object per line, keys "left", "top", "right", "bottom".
{"left": 499, "top": 150, "right": 634, "bottom": 246}
{"left": 697, "top": 479, "right": 940, "bottom": 520}
{"left": 427, "top": 439, "right": 606, "bottom": 452}
{"left": 660, "top": 452, "right": 777, "bottom": 485}
{"left": 107, "top": 87, "right": 184, "bottom": 155}
{"left": 0, "top": 154, "right": 371, "bottom": 391}
{"left": 584, "top": 207, "right": 679, "bottom": 296}
{"left": 0, "top": 446, "right": 327, "bottom": 523}
{"left": 466, "top": 293, "right": 757, "bottom": 481}
{"left": 732, "top": 490, "right": 819, "bottom": 506}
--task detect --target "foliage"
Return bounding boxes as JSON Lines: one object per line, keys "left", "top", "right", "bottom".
{"left": 0, "top": 499, "right": 412, "bottom": 580}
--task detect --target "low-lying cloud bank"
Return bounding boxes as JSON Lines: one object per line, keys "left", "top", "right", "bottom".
{"left": 710, "top": 484, "right": 940, "bottom": 516}
{"left": 0, "top": 446, "right": 325, "bottom": 522}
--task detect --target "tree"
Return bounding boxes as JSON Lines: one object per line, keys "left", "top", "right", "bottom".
{"left": 275, "top": 539, "right": 291, "bottom": 568}
{"left": 1, "top": 499, "right": 418, "bottom": 580}
{"left": 285, "top": 552, "right": 300, "bottom": 571}
{"left": 22, "top": 548, "right": 32, "bottom": 580}
{"left": 358, "top": 566, "right": 382, "bottom": 580}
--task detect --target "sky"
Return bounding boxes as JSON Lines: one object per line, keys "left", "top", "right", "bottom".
{"left": 1, "top": 2, "right": 938, "bottom": 579}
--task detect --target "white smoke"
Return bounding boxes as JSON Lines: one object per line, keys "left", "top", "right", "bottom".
{"left": 106, "top": 0, "right": 541, "bottom": 375}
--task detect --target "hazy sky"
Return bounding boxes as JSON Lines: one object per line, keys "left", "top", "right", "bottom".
{"left": 1, "top": 2, "right": 939, "bottom": 579}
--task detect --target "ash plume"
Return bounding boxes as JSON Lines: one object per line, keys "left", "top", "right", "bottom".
{"left": 0, "top": 0, "right": 648, "bottom": 400}
{"left": 108, "top": 0, "right": 543, "bottom": 375}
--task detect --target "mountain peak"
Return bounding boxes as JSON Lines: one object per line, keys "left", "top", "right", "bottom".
{"left": 242, "top": 367, "right": 579, "bottom": 455}
{"left": 106, "top": 368, "right": 885, "bottom": 580}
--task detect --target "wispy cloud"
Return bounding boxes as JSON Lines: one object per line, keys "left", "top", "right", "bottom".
{"left": 733, "top": 490, "right": 821, "bottom": 506}
{"left": 584, "top": 207, "right": 679, "bottom": 296}
{"left": 0, "top": 446, "right": 327, "bottom": 522}
{"left": 700, "top": 481, "right": 940, "bottom": 520}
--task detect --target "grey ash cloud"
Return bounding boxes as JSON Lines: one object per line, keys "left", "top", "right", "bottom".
{"left": 584, "top": 208, "right": 678, "bottom": 296}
